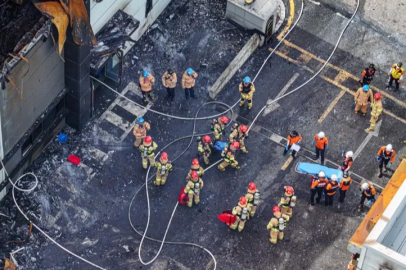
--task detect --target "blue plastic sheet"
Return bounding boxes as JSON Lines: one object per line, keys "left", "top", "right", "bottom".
{"left": 214, "top": 141, "right": 228, "bottom": 151}
{"left": 296, "top": 162, "right": 343, "bottom": 183}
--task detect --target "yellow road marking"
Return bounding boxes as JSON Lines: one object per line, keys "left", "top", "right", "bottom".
{"left": 281, "top": 156, "right": 294, "bottom": 170}
{"left": 277, "top": 0, "right": 295, "bottom": 40}
{"left": 298, "top": 53, "right": 313, "bottom": 64}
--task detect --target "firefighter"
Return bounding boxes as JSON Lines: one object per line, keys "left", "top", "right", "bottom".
{"left": 154, "top": 152, "right": 173, "bottom": 186}
{"left": 311, "top": 132, "right": 328, "bottom": 165}
{"left": 359, "top": 182, "right": 376, "bottom": 211}
{"left": 310, "top": 171, "right": 328, "bottom": 205}
{"left": 218, "top": 141, "right": 241, "bottom": 171}
{"left": 359, "top": 63, "right": 376, "bottom": 86}
{"left": 342, "top": 151, "right": 354, "bottom": 172}
{"left": 325, "top": 174, "right": 339, "bottom": 206}
{"left": 339, "top": 171, "right": 352, "bottom": 203}
{"left": 182, "top": 68, "right": 198, "bottom": 99}
{"left": 354, "top": 84, "right": 373, "bottom": 116}
{"left": 278, "top": 186, "right": 295, "bottom": 218}
{"left": 139, "top": 70, "right": 155, "bottom": 104}
{"left": 377, "top": 144, "right": 396, "bottom": 178}
{"left": 186, "top": 158, "right": 204, "bottom": 180}
{"left": 183, "top": 170, "right": 204, "bottom": 207}
{"left": 239, "top": 76, "right": 256, "bottom": 110}
{"left": 366, "top": 93, "right": 383, "bottom": 132}
{"left": 387, "top": 62, "right": 404, "bottom": 91}
{"left": 283, "top": 130, "right": 302, "bottom": 157}
{"left": 133, "top": 117, "right": 151, "bottom": 148}
{"left": 162, "top": 69, "right": 177, "bottom": 101}
{"left": 212, "top": 116, "right": 229, "bottom": 142}
{"left": 229, "top": 124, "right": 249, "bottom": 153}
{"left": 266, "top": 206, "right": 289, "bottom": 244}
{"left": 245, "top": 182, "right": 260, "bottom": 218}
{"left": 230, "top": 197, "right": 249, "bottom": 232}
{"left": 197, "top": 135, "right": 213, "bottom": 165}
{"left": 138, "top": 136, "right": 158, "bottom": 169}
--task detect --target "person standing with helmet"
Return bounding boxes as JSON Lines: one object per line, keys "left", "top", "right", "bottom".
{"left": 197, "top": 135, "right": 213, "bottom": 165}
{"left": 239, "top": 76, "right": 256, "bottom": 110}
{"left": 278, "top": 186, "right": 296, "bottom": 218}
{"left": 162, "top": 69, "right": 177, "bottom": 101}
{"left": 339, "top": 171, "right": 352, "bottom": 203}
{"left": 212, "top": 116, "right": 229, "bottom": 142}
{"left": 230, "top": 197, "right": 249, "bottom": 232}
{"left": 366, "top": 93, "right": 383, "bottom": 132}
{"left": 267, "top": 206, "right": 289, "bottom": 244}
{"left": 182, "top": 68, "right": 198, "bottom": 99}
{"left": 133, "top": 117, "right": 151, "bottom": 148}
{"left": 139, "top": 70, "right": 155, "bottom": 104}
{"left": 154, "top": 152, "right": 173, "bottom": 186}
{"left": 359, "top": 64, "right": 376, "bottom": 86}
{"left": 218, "top": 141, "right": 241, "bottom": 171}
{"left": 138, "top": 136, "right": 158, "bottom": 169}
{"left": 283, "top": 130, "right": 302, "bottom": 158}
{"left": 387, "top": 62, "right": 404, "bottom": 91}
{"left": 359, "top": 182, "right": 376, "bottom": 211}
{"left": 312, "top": 132, "right": 328, "bottom": 165}
{"left": 377, "top": 144, "right": 396, "bottom": 177}
{"left": 245, "top": 182, "right": 260, "bottom": 218}
{"left": 183, "top": 171, "right": 204, "bottom": 207}
{"left": 186, "top": 158, "right": 204, "bottom": 180}
{"left": 354, "top": 85, "right": 373, "bottom": 116}
{"left": 229, "top": 124, "right": 249, "bottom": 153}
{"left": 325, "top": 174, "right": 339, "bottom": 206}
{"left": 310, "top": 171, "right": 328, "bottom": 205}
{"left": 342, "top": 151, "right": 354, "bottom": 172}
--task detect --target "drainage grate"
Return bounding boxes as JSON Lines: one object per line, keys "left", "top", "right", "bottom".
{"left": 259, "top": 127, "right": 272, "bottom": 137}
{"left": 325, "top": 160, "right": 337, "bottom": 168}
{"left": 304, "top": 150, "right": 315, "bottom": 159}
{"left": 350, "top": 174, "right": 363, "bottom": 183}
{"left": 215, "top": 104, "right": 229, "bottom": 113}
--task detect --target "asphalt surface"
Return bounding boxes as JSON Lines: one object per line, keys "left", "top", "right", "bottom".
{"left": 1, "top": 0, "right": 406, "bottom": 269}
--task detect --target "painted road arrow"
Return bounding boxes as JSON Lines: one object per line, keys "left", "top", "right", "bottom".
{"left": 353, "top": 120, "right": 382, "bottom": 161}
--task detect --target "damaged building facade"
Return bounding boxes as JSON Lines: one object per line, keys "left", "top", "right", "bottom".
{"left": 0, "top": 0, "right": 171, "bottom": 202}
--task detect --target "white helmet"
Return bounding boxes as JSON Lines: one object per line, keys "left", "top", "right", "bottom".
{"left": 331, "top": 174, "right": 338, "bottom": 181}
{"left": 386, "top": 144, "right": 393, "bottom": 151}
{"left": 361, "top": 183, "right": 369, "bottom": 191}
{"left": 346, "top": 151, "right": 354, "bottom": 158}
{"left": 318, "top": 171, "right": 325, "bottom": 178}
{"left": 318, "top": 132, "right": 325, "bottom": 139}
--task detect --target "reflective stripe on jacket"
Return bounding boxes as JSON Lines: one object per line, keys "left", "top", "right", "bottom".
{"left": 371, "top": 99, "right": 383, "bottom": 118}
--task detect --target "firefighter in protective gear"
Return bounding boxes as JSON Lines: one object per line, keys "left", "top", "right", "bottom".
{"left": 218, "top": 142, "right": 241, "bottom": 171}
{"left": 278, "top": 186, "right": 295, "bottom": 218}
{"left": 230, "top": 197, "right": 249, "bottom": 232}
{"left": 239, "top": 76, "right": 255, "bottom": 109}
{"left": 387, "top": 62, "right": 404, "bottom": 91}
{"left": 198, "top": 135, "right": 213, "bottom": 165}
{"left": 284, "top": 130, "right": 302, "bottom": 157}
{"left": 139, "top": 70, "right": 155, "bottom": 103}
{"left": 310, "top": 171, "right": 328, "bottom": 205}
{"left": 359, "top": 64, "right": 376, "bottom": 86}
{"left": 182, "top": 68, "right": 198, "bottom": 99}
{"left": 359, "top": 182, "right": 376, "bottom": 211}
{"left": 339, "top": 171, "right": 352, "bottom": 203}
{"left": 366, "top": 93, "right": 383, "bottom": 132}
{"left": 377, "top": 144, "right": 396, "bottom": 178}
{"left": 154, "top": 152, "right": 173, "bottom": 186}
{"left": 342, "top": 151, "right": 354, "bottom": 172}
{"left": 186, "top": 158, "right": 204, "bottom": 180}
{"left": 229, "top": 124, "right": 249, "bottom": 153}
{"left": 267, "top": 206, "right": 289, "bottom": 244}
{"left": 245, "top": 182, "right": 260, "bottom": 218}
{"left": 212, "top": 116, "right": 229, "bottom": 141}
{"left": 325, "top": 174, "right": 339, "bottom": 206}
{"left": 312, "top": 132, "right": 328, "bottom": 165}
{"left": 139, "top": 136, "right": 158, "bottom": 169}
{"left": 133, "top": 117, "right": 151, "bottom": 147}
{"left": 183, "top": 170, "right": 204, "bottom": 207}
{"left": 162, "top": 69, "right": 177, "bottom": 101}
{"left": 354, "top": 85, "right": 373, "bottom": 116}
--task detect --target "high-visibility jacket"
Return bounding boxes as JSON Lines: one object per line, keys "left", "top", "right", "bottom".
{"left": 212, "top": 123, "right": 222, "bottom": 140}
{"left": 267, "top": 214, "right": 288, "bottom": 231}
{"left": 311, "top": 177, "right": 327, "bottom": 189}
{"left": 222, "top": 145, "right": 238, "bottom": 163}
{"left": 139, "top": 142, "right": 158, "bottom": 157}
{"left": 361, "top": 185, "right": 376, "bottom": 197}
{"left": 139, "top": 74, "right": 155, "bottom": 91}
{"left": 229, "top": 129, "right": 248, "bottom": 142}
{"left": 325, "top": 181, "right": 339, "bottom": 195}
{"left": 355, "top": 88, "right": 373, "bottom": 105}
{"left": 162, "top": 71, "right": 177, "bottom": 88}
{"left": 155, "top": 161, "right": 173, "bottom": 176}
{"left": 184, "top": 178, "right": 203, "bottom": 194}
{"left": 278, "top": 193, "right": 293, "bottom": 208}
{"left": 340, "top": 176, "right": 352, "bottom": 191}
{"left": 342, "top": 157, "right": 353, "bottom": 171}
{"left": 187, "top": 166, "right": 204, "bottom": 180}
{"left": 287, "top": 134, "right": 302, "bottom": 146}
{"left": 370, "top": 99, "right": 383, "bottom": 118}
{"left": 133, "top": 122, "right": 151, "bottom": 138}
{"left": 313, "top": 135, "right": 328, "bottom": 150}
{"left": 239, "top": 82, "right": 255, "bottom": 96}
{"left": 182, "top": 71, "right": 198, "bottom": 88}
{"left": 390, "top": 64, "right": 404, "bottom": 80}
{"left": 198, "top": 141, "right": 212, "bottom": 155}
{"left": 377, "top": 146, "right": 396, "bottom": 163}
{"left": 245, "top": 190, "right": 258, "bottom": 207}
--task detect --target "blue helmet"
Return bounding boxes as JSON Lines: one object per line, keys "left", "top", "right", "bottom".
{"left": 243, "top": 76, "right": 251, "bottom": 84}
{"left": 138, "top": 117, "right": 145, "bottom": 124}
{"left": 186, "top": 68, "right": 194, "bottom": 75}
{"left": 363, "top": 85, "right": 370, "bottom": 91}
{"left": 142, "top": 70, "right": 149, "bottom": 77}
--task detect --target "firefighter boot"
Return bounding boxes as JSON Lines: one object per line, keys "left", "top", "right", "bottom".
{"left": 142, "top": 93, "right": 148, "bottom": 104}
{"left": 194, "top": 193, "right": 200, "bottom": 205}
{"left": 278, "top": 231, "right": 284, "bottom": 241}
{"left": 230, "top": 218, "right": 239, "bottom": 230}
{"left": 153, "top": 176, "right": 161, "bottom": 186}
{"left": 148, "top": 92, "right": 155, "bottom": 100}
{"left": 247, "top": 99, "right": 252, "bottom": 110}
{"left": 239, "top": 98, "right": 245, "bottom": 107}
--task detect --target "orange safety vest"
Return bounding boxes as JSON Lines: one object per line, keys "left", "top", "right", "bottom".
{"left": 377, "top": 146, "right": 396, "bottom": 163}
{"left": 326, "top": 181, "right": 339, "bottom": 195}
{"left": 340, "top": 177, "right": 352, "bottom": 191}
{"left": 287, "top": 134, "right": 302, "bottom": 146}
{"left": 313, "top": 135, "right": 328, "bottom": 150}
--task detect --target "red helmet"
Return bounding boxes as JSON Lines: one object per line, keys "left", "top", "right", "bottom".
{"left": 374, "top": 93, "right": 381, "bottom": 100}
{"left": 239, "top": 196, "right": 247, "bottom": 206}
{"left": 231, "top": 141, "right": 240, "bottom": 149}
{"left": 144, "top": 136, "right": 152, "bottom": 144}
{"left": 273, "top": 206, "right": 280, "bottom": 213}
{"left": 248, "top": 182, "right": 256, "bottom": 191}
{"left": 285, "top": 186, "right": 294, "bottom": 195}
{"left": 192, "top": 158, "right": 199, "bottom": 166}
{"left": 202, "top": 135, "right": 211, "bottom": 143}
{"left": 239, "top": 125, "right": 248, "bottom": 133}
{"left": 220, "top": 116, "right": 229, "bottom": 124}
{"left": 190, "top": 170, "right": 198, "bottom": 179}
{"left": 160, "top": 152, "right": 168, "bottom": 161}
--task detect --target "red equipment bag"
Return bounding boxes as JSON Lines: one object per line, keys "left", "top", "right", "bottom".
{"left": 178, "top": 187, "right": 188, "bottom": 205}
{"left": 67, "top": 154, "right": 81, "bottom": 166}
{"left": 217, "top": 210, "right": 236, "bottom": 226}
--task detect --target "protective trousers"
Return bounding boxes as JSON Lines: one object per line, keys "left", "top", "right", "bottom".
{"left": 310, "top": 187, "right": 323, "bottom": 204}
{"left": 388, "top": 75, "right": 400, "bottom": 91}
{"left": 355, "top": 103, "right": 368, "bottom": 114}
{"left": 203, "top": 151, "right": 210, "bottom": 165}
{"left": 187, "top": 190, "right": 200, "bottom": 207}
{"left": 142, "top": 156, "right": 155, "bottom": 169}
{"left": 184, "top": 87, "right": 195, "bottom": 99}
{"left": 325, "top": 194, "right": 334, "bottom": 206}
{"left": 142, "top": 91, "right": 155, "bottom": 103}
{"left": 239, "top": 93, "right": 253, "bottom": 109}
{"left": 281, "top": 206, "right": 292, "bottom": 218}
{"left": 339, "top": 189, "right": 347, "bottom": 203}
{"left": 270, "top": 228, "right": 283, "bottom": 244}
{"left": 315, "top": 147, "right": 325, "bottom": 165}
{"left": 248, "top": 204, "right": 256, "bottom": 217}
{"left": 230, "top": 217, "right": 246, "bottom": 232}
{"left": 218, "top": 160, "right": 239, "bottom": 171}
{"left": 154, "top": 172, "right": 169, "bottom": 186}
{"left": 369, "top": 116, "right": 378, "bottom": 130}
{"left": 134, "top": 136, "right": 143, "bottom": 148}
{"left": 166, "top": 87, "right": 175, "bottom": 101}
{"left": 239, "top": 139, "right": 248, "bottom": 153}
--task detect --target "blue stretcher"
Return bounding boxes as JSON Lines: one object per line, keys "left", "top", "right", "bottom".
{"left": 295, "top": 162, "right": 343, "bottom": 183}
